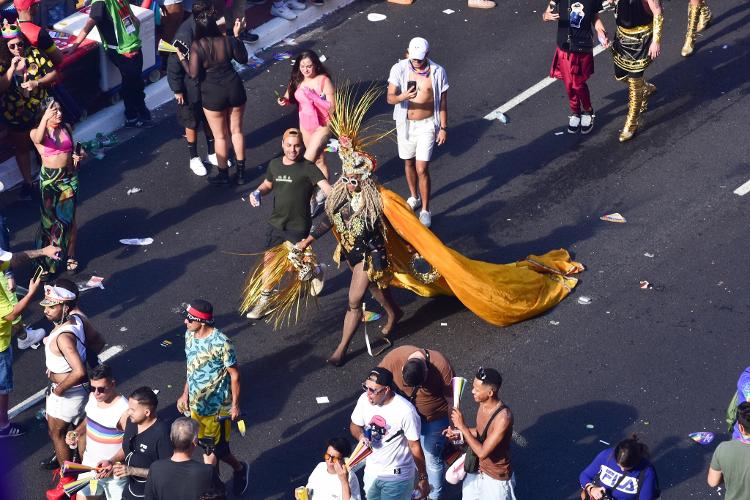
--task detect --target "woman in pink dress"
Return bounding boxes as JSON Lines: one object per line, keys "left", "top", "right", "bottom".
{"left": 278, "top": 50, "right": 334, "bottom": 214}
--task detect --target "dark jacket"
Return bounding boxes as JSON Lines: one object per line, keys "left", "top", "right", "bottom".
{"left": 167, "top": 17, "right": 201, "bottom": 104}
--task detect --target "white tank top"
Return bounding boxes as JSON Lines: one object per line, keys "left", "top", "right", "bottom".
{"left": 82, "top": 394, "right": 129, "bottom": 467}
{"left": 45, "top": 315, "right": 87, "bottom": 374}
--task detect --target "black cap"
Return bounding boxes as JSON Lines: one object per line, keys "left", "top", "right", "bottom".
{"left": 183, "top": 299, "right": 214, "bottom": 325}
{"left": 368, "top": 367, "right": 394, "bottom": 387}
{"left": 476, "top": 367, "right": 502, "bottom": 388}
{"left": 402, "top": 358, "right": 427, "bottom": 387}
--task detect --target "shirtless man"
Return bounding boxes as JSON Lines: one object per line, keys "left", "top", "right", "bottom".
{"left": 387, "top": 37, "right": 449, "bottom": 228}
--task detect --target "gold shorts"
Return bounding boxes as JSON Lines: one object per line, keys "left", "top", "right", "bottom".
{"left": 191, "top": 410, "right": 232, "bottom": 444}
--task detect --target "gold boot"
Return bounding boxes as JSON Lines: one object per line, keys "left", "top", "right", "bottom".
{"left": 641, "top": 81, "right": 656, "bottom": 113}
{"left": 619, "top": 78, "right": 645, "bottom": 142}
{"left": 697, "top": 0, "right": 712, "bottom": 32}
{"left": 681, "top": 4, "right": 700, "bottom": 56}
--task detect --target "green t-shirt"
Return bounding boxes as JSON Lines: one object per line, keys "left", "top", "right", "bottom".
{"left": 265, "top": 157, "right": 325, "bottom": 233}
{"left": 0, "top": 262, "right": 15, "bottom": 353}
{"left": 710, "top": 439, "right": 750, "bottom": 500}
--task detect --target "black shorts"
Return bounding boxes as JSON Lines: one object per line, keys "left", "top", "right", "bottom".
{"left": 200, "top": 76, "right": 247, "bottom": 112}
{"left": 176, "top": 101, "right": 207, "bottom": 130}
{"left": 265, "top": 224, "right": 308, "bottom": 250}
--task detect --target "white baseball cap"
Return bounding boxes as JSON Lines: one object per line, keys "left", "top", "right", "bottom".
{"left": 0, "top": 249, "right": 11, "bottom": 262}
{"left": 408, "top": 37, "right": 429, "bottom": 60}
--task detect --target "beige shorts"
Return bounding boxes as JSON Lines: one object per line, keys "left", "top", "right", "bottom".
{"left": 46, "top": 383, "right": 87, "bottom": 423}
{"left": 397, "top": 117, "right": 436, "bottom": 162}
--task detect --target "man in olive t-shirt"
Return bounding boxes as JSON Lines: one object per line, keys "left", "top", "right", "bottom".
{"left": 379, "top": 345, "right": 454, "bottom": 499}
{"left": 708, "top": 402, "right": 750, "bottom": 500}
{"left": 245, "top": 128, "right": 331, "bottom": 319}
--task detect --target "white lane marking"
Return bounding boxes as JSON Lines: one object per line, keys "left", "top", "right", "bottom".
{"left": 8, "top": 345, "right": 125, "bottom": 420}
{"left": 484, "top": 44, "right": 608, "bottom": 120}
{"left": 734, "top": 179, "right": 750, "bottom": 196}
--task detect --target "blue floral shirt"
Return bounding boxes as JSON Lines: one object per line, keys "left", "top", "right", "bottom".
{"left": 185, "top": 328, "right": 237, "bottom": 416}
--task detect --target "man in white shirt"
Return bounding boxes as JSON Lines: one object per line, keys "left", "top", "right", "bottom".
{"left": 387, "top": 37, "right": 449, "bottom": 228}
{"left": 350, "top": 367, "right": 430, "bottom": 499}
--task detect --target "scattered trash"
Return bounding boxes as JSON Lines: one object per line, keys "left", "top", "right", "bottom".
{"left": 554, "top": 131, "right": 564, "bottom": 136}
{"left": 367, "top": 13, "right": 386, "bottom": 21}
{"left": 283, "top": 37, "right": 297, "bottom": 45}
{"left": 586, "top": 424, "right": 595, "bottom": 429}
{"left": 167, "top": 384, "right": 172, "bottom": 388}
{"left": 160, "top": 339, "right": 173, "bottom": 348}
{"left": 96, "top": 132, "right": 118, "bottom": 148}
{"left": 549, "top": 320, "right": 560, "bottom": 325}
{"left": 319, "top": 55, "right": 327, "bottom": 63}
{"left": 316, "top": 396, "right": 330, "bottom": 404}
{"left": 120, "top": 238, "right": 154, "bottom": 246}
{"left": 126, "top": 187, "right": 142, "bottom": 195}
{"left": 443, "top": 8, "right": 455, "bottom": 14}
{"left": 722, "top": 44, "right": 728, "bottom": 49}
{"left": 152, "top": 389, "right": 159, "bottom": 395}
{"left": 639, "top": 280, "right": 652, "bottom": 289}
{"left": 643, "top": 252, "right": 655, "bottom": 258}
{"left": 689, "top": 432, "right": 714, "bottom": 445}
{"left": 511, "top": 431, "right": 528, "bottom": 447}
{"left": 76, "top": 276, "right": 105, "bottom": 292}
{"left": 35, "top": 409, "right": 46, "bottom": 421}
{"left": 440, "top": 322, "right": 448, "bottom": 326}
{"left": 273, "top": 51, "right": 292, "bottom": 61}
{"left": 496, "top": 112, "right": 508, "bottom": 124}
{"left": 247, "top": 55, "right": 264, "bottom": 69}
{"left": 578, "top": 296, "right": 592, "bottom": 305}
{"left": 600, "top": 213, "right": 626, "bottom": 223}
{"left": 599, "top": 440, "right": 610, "bottom": 445}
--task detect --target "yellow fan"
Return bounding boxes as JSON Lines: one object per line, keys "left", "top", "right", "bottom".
{"left": 158, "top": 39, "right": 179, "bottom": 53}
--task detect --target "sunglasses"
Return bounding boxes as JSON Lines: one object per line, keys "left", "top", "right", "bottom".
{"left": 7, "top": 41, "right": 24, "bottom": 49}
{"left": 324, "top": 453, "right": 342, "bottom": 463}
{"left": 90, "top": 386, "right": 111, "bottom": 394}
{"left": 361, "top": 383, "right": 386, "bottom": 395}
{"left": 341, "top": 176, "right": 359, "bottom": 187}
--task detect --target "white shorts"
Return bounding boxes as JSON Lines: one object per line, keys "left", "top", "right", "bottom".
{"left": 397, "top": 117, "right": 436, "bottom": 162}
{"left": 46, "top": 383, "right": 87, "bottom": 423}
{"left": 463, "top": 472, "right": 517, "bottom": 500}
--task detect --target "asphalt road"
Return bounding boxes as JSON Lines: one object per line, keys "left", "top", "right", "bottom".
{"left": 1, "top": 0, "right": 750, "bottom": 498}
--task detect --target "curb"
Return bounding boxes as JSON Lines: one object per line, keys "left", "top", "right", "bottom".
{"left": 0, "top": 0, "right": 356, "bottom": 193}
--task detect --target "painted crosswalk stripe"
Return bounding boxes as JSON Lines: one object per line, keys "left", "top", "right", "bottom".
{"left": 734, "top": 179, "right": 750, "bottom": 196}
{"left": 8, "top": 345, "right": 125, "bottom": 420}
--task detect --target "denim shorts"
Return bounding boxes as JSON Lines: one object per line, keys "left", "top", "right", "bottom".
{"left": 0, "top": 347, "right": 13, "bottom": 395}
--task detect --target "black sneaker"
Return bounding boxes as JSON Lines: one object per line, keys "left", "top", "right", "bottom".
{"left": 239, "top": 31, "right": 259, "bottom": 43}
{"left": 208, "top": 168, "right": 233, "bottom": 185}
{"left": 0, "top": 423, "right": 25, "bottom": 438}
{"left": 235, "top": 167, "right": 249, "bottom": 185}
{"left": 233, "top": 461, "right": 250, "bottom": 496}
{"left": 580, "top": 112, "right": 594, "bottom": 134}
{"left": 39, "top": 450, "right": 59, "bottom": 470}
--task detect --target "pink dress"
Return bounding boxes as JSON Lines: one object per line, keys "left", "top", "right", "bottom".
{"left": 294, "top": 76, "right": 332, "bottom": 134}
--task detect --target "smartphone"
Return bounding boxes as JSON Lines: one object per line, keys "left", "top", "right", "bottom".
{"left": 174, "top": 40, "right": 189, "bottom": 56}
{"left": 32, "top": 265, "right": 44, "bottom": 282}
{"left": 74, "top": 142, "right": 83, "bottom": 155}
{"left": 407, "top": 80, "right": 417, "bottom": 93}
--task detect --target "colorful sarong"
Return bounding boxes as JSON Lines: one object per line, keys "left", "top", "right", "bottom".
{"left": 36, "top": 166, "right": 78, "bottom": 274}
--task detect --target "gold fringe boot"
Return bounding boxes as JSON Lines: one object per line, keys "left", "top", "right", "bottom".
{"left": 681, "top": 3, "right": 700, "bottom": 56}
{"left": 697, "top": 0, "right": 712, "bottom": 32}
{"left": 619, "top": 77, "right": 646, "bottom": 142}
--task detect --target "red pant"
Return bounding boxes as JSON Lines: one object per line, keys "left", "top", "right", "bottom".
{"left": 550, "top": 47, "right": 594, "bottom": 115}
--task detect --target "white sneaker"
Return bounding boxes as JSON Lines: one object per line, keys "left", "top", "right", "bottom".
{"left": 17, "top": 327, "right": 46, "bottom": 350}
{"left": 310, "top": 264, "right": 326, "bottom": 297}
{"left": 246, "top": 293, "right": 274, "bottom": 319}
{"left": 406, "top": 196, "right": 421, "bottom": 211}
{"left": 271, "top": 2, "right": 297, "bottom": 19}
{"left": 285, "top": 0, "right": 307, "bottom": 10}
{"left": 580, "top": 113, "right": 594, "bottom": 134}
{"left": 189, "top": 157, "right": 208, "bottom": 176}
{"left": 206, "top": 154, "right": 232, "bottom": 168}
{"left": 568, "top": 115, "right": 581, "bottom": 134}
{"left": 419, "top": 210, "right": 432, "bottom": 228}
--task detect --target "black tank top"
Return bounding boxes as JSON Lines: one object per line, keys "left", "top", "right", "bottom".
{"left": 615, "top": 0, "right": 653, "bottom": 28}
{"left": 555, "top": 0, "right": 603, "bottom": 53}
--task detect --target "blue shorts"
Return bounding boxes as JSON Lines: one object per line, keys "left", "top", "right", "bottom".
{"left": 0, "top": 347, "right": 13, "bottom": 395}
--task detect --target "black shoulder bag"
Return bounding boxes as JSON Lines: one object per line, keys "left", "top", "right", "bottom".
{"left": 463, "top": 404, "right": 506, "bottom": 474}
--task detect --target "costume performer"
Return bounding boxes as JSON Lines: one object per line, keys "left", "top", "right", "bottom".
{"left": 30, "top": 99, "right": 85, "bottom": 276}
{"left": 681, "top": 0, "right": 711, "bottom": 57}
{"left": 611, "top": 0, "right": 663, "bottom": 142}
{"left": 241, "top": 86, "right": 584, "bottom": 366}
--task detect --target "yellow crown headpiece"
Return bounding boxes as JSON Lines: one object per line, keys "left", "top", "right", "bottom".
{"left": 1, "top": 22, "right": 21, "bottom": 40}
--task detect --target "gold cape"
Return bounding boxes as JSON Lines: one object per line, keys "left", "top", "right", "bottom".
{"left": 377, "top": 187, "right": 584, "bottom": 326}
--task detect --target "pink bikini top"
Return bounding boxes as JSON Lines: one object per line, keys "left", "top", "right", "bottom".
{"left": 41, "top": 128, "right": 73, "bottom": 157}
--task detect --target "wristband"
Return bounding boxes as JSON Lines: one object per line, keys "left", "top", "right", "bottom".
{"left": 652, "top": 13, "right": 664, "bottom": 44}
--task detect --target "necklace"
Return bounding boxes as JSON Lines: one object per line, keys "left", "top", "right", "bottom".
{"left": 350, "top": 192, "right": 363, "bottom": 213}
{"left": 409, "top": 61, "right": 430, "bottom": 77}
